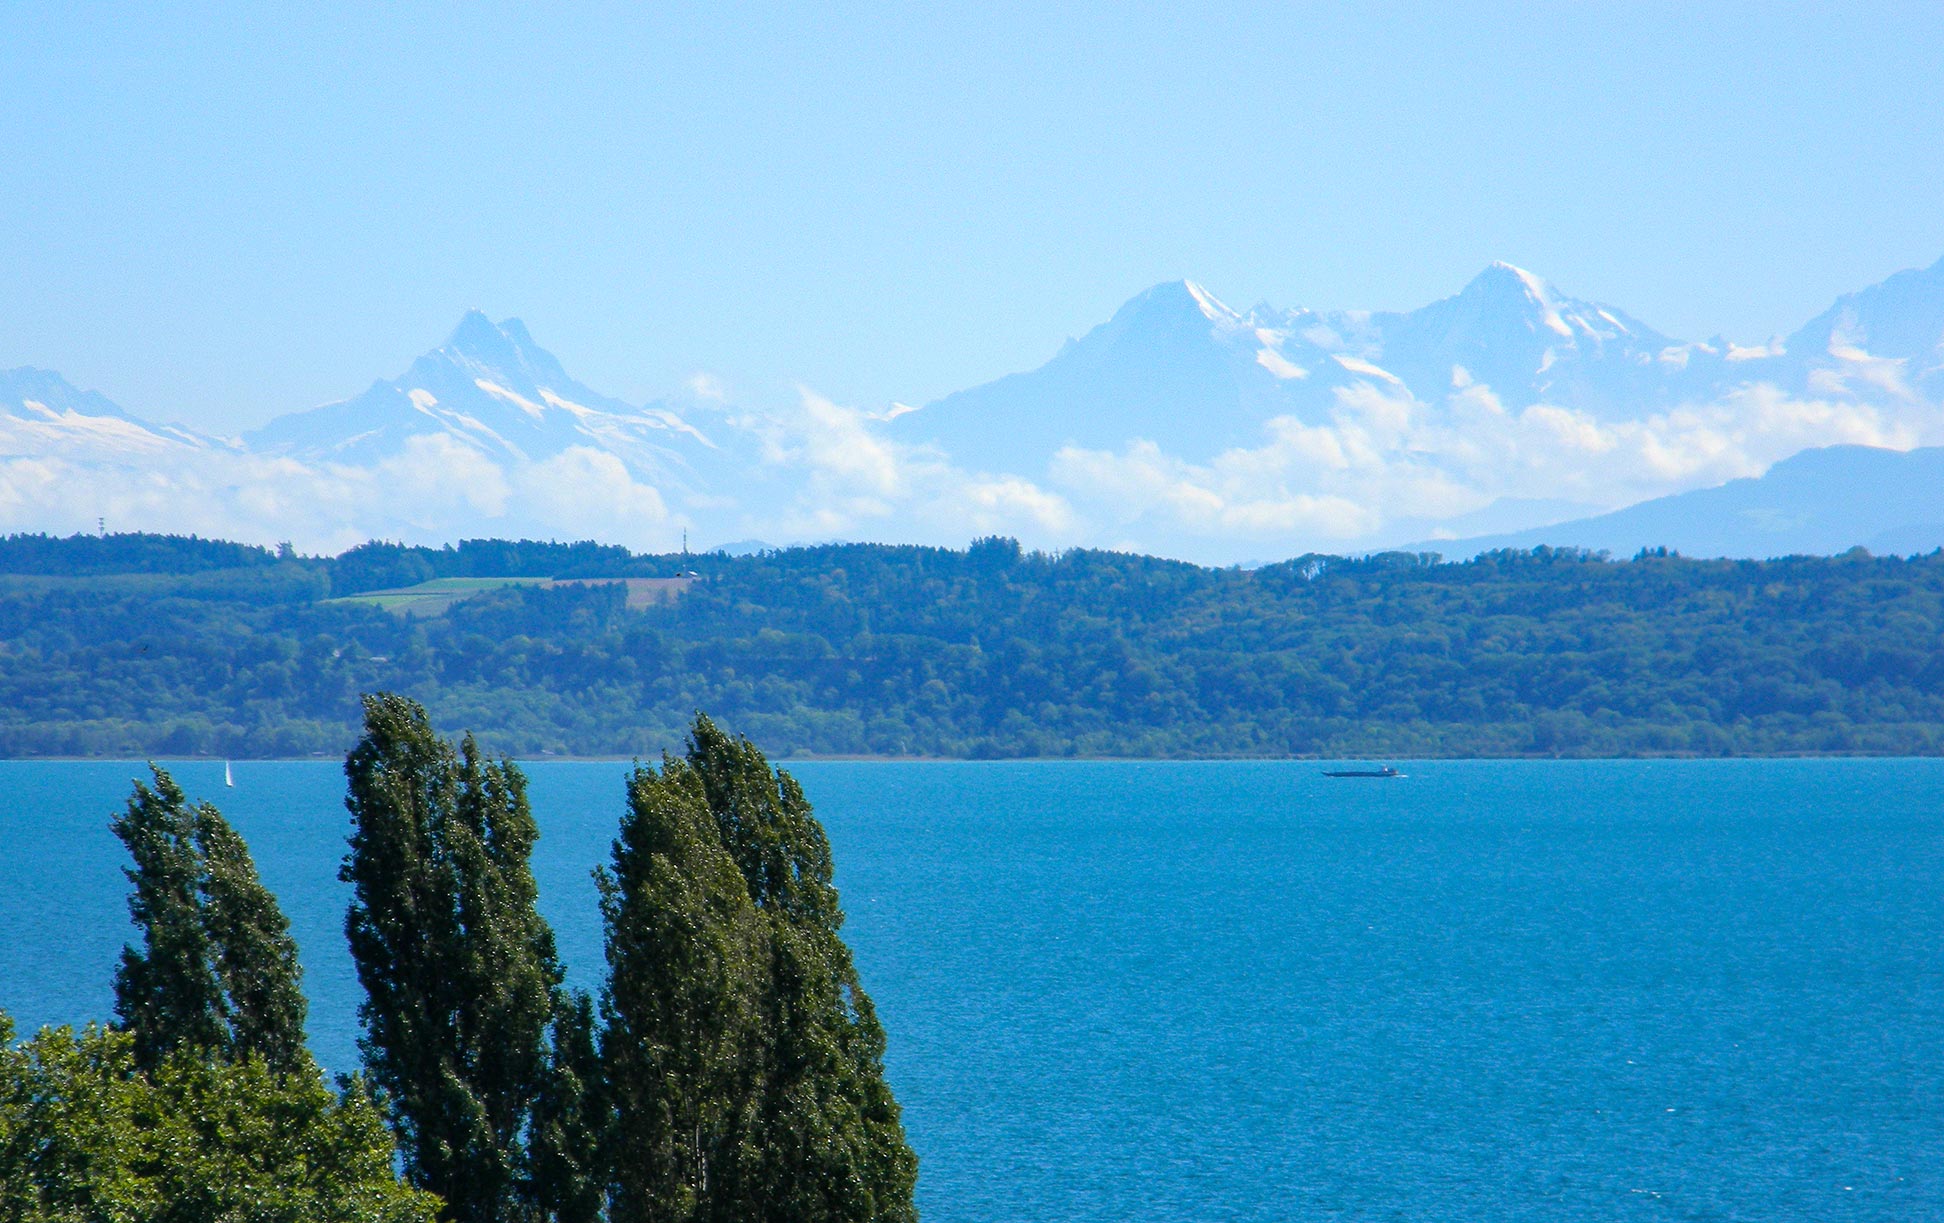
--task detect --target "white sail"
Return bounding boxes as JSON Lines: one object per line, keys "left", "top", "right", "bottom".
{"left": 224, "top": 761, "right": 234, "bottom": 787}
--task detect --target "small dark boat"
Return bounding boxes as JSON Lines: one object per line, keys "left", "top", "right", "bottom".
{"left": 1323, "top": 766, "right": 1403, "bottom": 779}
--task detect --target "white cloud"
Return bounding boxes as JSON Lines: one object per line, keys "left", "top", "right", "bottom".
{"left": 511, "top": 447, "right": 671, "bottom": 538}
{"left": 0, "top": 428, "right": 692, "bottom": 554}
{"left": 1808, "top": 329, "right": 1914, "bottom": 400}
{"left": 1029, "top": 371, "right": 1944, "bottom": 557}
{"left": 739, "top": 388, "right": 1076, "bottom": 545}
{"left": 5, "top": 356, "right": 1940, "bottom": 566}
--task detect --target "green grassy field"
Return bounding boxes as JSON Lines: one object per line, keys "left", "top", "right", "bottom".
{"left": 328, "top": 576, "right": 553, "bottom": 616}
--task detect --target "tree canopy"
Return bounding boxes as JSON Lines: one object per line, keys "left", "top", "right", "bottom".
{"left": 341, "top": 693, "right": 564, "bottom": 1223}
{"left": 111, "top": 766, "right": 307, "bottom": 1072}
{"left": 2, "top": 535, "right": 1943, "bottom": 758}
{"left": 598, "top": 716, "right": 917, "bottom": 1223}
{"left": 0, "top": 1017, "right": 439, "bottom": 1223}
{"left": 17, "top": 697, "right": 920, "bottom": 1220}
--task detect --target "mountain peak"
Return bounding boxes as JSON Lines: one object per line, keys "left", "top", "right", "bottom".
{"left": 1467, "top": 261, "right": 1553, "bottom": 301}
{"left": 435, "top": 311, "right": 570, "bottom": 387}
{"left": 1111, "top": 279, "right": 1244, "bottom": 332}
{"left": 1181, "top": 280, "right": 1241, "bottom": 324}
{"left": 444, "top": 309, "right": 515, "bottom": 356}
{"left": 1786, "top": 249, "right": 1944, "bottom": 361}
{"left": 1453, "top": 261, "right": 1574, "bottom": 337}
{"left": 247, "top": 308, "right": 716, "bottom": 474}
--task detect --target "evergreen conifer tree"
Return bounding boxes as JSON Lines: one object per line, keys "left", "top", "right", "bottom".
{"left": 111, "top": 766, "right": 307, "bottom": 1072}
{"left": 341, "top": 693, "right": 563, "bottom": 1223}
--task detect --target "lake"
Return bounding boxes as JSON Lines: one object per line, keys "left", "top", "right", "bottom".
{"left": 3, "top": 758, "right": 1941, "bottom": 1221}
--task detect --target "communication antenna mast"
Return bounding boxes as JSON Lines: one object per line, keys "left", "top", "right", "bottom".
{"left": 98, "top": 517, "right": 106, "bottom": 536}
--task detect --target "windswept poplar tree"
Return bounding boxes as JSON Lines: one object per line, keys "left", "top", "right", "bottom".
{"left": 111, "top": 765, "right": 307, "bottom": 1072}
{"left": 341, "top": 693, "right": 563, "bottom": 1223}
{"left": 601, "top": 716, "right": 918, "bottom": 1223}
{"left": 599, "top": 753, "right": 767, "bottom": 1223}
{"left": 692, "top": 716, "right": 918, "bottom": 1223}
{"left": 197, "top": 808, "right": 310, "bottom": 1072}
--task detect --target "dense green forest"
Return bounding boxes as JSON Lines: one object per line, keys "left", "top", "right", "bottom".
{"left": 2, "top": 531, "right": 1942, "bottom": 758}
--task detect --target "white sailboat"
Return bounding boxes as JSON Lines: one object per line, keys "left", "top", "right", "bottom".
{"left": 224, "top": 760, "right": 234, "bottom": 787}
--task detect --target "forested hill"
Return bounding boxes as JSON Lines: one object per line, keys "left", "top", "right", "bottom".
{"left": 2, "top": 531, "right": 1942, "bottom": 758}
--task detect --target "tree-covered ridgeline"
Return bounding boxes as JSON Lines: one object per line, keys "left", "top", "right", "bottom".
{"left": 3, "top": 531, "right": 1944, "bottom": 757}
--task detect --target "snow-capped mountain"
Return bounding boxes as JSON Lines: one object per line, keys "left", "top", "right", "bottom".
{"left": 1779, "top": 252, "right": 1944, "bottom": 403}
{"left": 2, "top": 253, "right": 1942, "bottom": 561}
{"left": 894, "top": 261, "right": 1761, "bottom": 469}
{"left": 1347, "top": 262, "right": 1694, "bottom": 417}
{"left": 0, "top": 367, "right": 217, "bottom": 460}
{"left": 247, "top": 311, "right": 728, "bottom": 498}
{"left": 876, "top": 256, "right": 1944, "bottom": 558}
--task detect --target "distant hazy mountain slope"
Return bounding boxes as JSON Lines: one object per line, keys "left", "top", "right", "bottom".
{"left": 1360, "top": 262, "right": 1696, "bottom": 417}
{"left": 885, "top": 257, "right": 1944, "bottom": 558}
{"left": 1420, "top": 445, "right": 1944, "bottom": 559}
{"left": 1782, "top": 252, "right": 1944, "bottom": 402}
{"left": 897, "top": 281, "right": 1269, "bottom": 470}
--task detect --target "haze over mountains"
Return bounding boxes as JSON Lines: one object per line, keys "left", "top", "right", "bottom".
{"left": 4, "top": 254, "right": 1943, "bottom": 561}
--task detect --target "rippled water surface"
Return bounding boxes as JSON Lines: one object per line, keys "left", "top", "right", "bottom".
{"left": 4, "top": 758, "right": 1941, "bottom": 1221}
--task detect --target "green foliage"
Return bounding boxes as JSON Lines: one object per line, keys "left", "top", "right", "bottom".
{"left": 341, "top": 694, "right": 563, "bottom": 1223}
{"left": 6, "top": 535, "right": 1944, "bottom": 757}
{"left": 111, "top": 767, "right": 306, "bottom": 1072}
{"left": 598, "top": 717, "right": 917, "bottom": 1223}
{"left": 0, "top": 531, "right": 279, "bottom": 576}
{"left": 599, "top": 749, "right": 767, "bottom": 1222}
{"left": 195, "top": 810, "right": 310, "bottom": 1072}
{"left": 329, "top": 539, "right": 665, "bottom": 595}
{"left": 0, "top": 1015, "right": 440, "bottom": 1223}
{"left": 526, "top": 993, "right": 605, "bottom": 1223}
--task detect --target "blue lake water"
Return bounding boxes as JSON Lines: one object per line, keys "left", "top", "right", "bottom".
{"left": 2, "top": 758, "right": 1941, "bottom": 1221}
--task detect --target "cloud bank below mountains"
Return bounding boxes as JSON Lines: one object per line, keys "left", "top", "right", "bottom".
{"left": 0, "top": 429, "right": 680, "bottom": 556}
{"left": 0, "top": 374, "right": 1935, "bottom": 562}
{"left": 737, "top": 376, "right": 1937, "bottom": 560}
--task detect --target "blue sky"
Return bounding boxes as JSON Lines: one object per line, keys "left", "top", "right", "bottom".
{"left": 4, "top": 1, "right": 1943, "bottom": 432}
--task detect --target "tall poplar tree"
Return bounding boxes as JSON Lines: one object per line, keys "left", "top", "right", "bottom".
{"left": 600, "top": 717, "right": 918, "bottom": 1223}
{"left": 197, "top": 809, "right": 310, "bottom": 1072}
{"left": 341, "top": 693, "right": 563, "bottom": 1223}
{"left": 599, "top": 754, "right": 766, "bottom": 1223}
{"left": 689, "top": 717, "right": 918, "bottom": 1223}
{"left": 112, "top": 766, "right": 307, "bottom": 1072}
